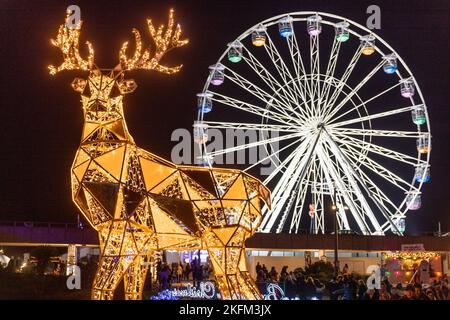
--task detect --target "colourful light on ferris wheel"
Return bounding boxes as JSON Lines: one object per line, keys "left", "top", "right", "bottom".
{"left": 411, "top": 105, "right": 426, "bottom": 125}
{"left": 278, "top": 16, "right": 293, "bottom": 38}
{"left": 307, "top": 15, "right": 322, "bottom": 36}
{"left": 209, "top": 64, "right": 225, "bottom": 86}
{"left": 406, "top": 192, "right": 421, "bottom": 210}
{"left": 414, "top": 164, "right": 430, "bottom": 183}
{"left": 360, "top": 34, "right": 376, "bottom": 56}
{"left": 193, "top": 122, "right": 209, "bottom": 144}
{"left": 252, "top": 25, "right": 267, "bottom": 46}
{"left": 227, "top": 41, "right": 243, "bottom": 63}
{"left": 400, "top": 78, "right": 415, "bottom": 98}
{"left": 335, "top": 21, "right": 350, "bottom": 42}
{"left": 383, "top": 53, "right": 398, "bottom": 74}
{"left": 416, "top": 135, "right": 431, "bottom": 154}
{"left": 197, "top": 92, "right": 213, "bottom": 113}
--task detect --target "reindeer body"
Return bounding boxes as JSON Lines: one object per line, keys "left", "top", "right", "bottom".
{"left": 50, "top": 10, "right": 270, "bottom": 300}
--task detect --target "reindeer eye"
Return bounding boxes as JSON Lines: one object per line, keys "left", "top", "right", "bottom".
{"left": 71, "top": 78, "right": 87, "bottom": 93}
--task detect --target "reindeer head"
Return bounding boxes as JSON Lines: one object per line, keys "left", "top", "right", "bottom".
{"left": 49, "top": 8, "right": 188, "bottom": 122}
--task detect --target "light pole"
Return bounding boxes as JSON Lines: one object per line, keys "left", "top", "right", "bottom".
{"left": 332, "top": 200, "right": 339, "bottom": 278}
{"left": 331, "top": 189, "right": 348, "bottom": 278}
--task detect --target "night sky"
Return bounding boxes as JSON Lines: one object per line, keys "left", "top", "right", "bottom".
{"left": 0, "top": 0, "right": 448, "bottom": 234}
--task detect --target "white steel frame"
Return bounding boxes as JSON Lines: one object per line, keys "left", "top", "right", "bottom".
{"left": 195, "top": 12, "right": 431, "bottom": 235}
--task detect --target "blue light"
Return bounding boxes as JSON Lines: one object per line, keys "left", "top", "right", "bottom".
{"left": 150, "top": 290, "right": 178, "bottom": 300}
{"left": 416, "top": 175, "right": 430, "bottom": 183}
{"left": 383, "top": 65, "right": 397, "bottom": 74}
{"left": 198, "top": 104, "right": 212, "bottom": 113}
{"left": 279, "top": 27, "right": 293, "bottom": 38}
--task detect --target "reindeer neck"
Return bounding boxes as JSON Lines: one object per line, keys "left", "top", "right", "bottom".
{"left": 79, "top": 101, "right": 135, "bottom": 147}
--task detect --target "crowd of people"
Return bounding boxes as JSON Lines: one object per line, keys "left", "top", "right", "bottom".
{"left": 156, "top": 257, "right": 213, "bottom": 290}
{"left": 254, "top": 262, "right": 450, "bottom": 300}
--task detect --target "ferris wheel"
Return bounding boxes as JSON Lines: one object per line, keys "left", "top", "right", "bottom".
{"left": 194, "top": 12, "right": 431, "bottom": 235}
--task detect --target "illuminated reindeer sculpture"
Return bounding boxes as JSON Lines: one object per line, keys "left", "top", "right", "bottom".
{"left": 49, "top": 9, "right": 270, "bottom": 300}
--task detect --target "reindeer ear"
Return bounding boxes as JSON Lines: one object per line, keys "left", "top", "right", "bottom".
{"left": 71, "top": 77, "right": 87, "bottom": 93}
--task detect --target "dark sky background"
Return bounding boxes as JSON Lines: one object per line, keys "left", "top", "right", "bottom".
{"left": 0, "top": 0, "right": 448, "bottom": 234}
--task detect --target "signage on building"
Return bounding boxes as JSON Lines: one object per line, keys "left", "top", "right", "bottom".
{"left": 401, "top": 244, "right": 425, "bottom": 251}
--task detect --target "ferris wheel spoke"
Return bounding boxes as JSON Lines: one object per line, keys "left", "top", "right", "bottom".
{"left": 338, "top": 150, "right": 408, "bottom": 234}
{"left": 244, "top": 136, "right": 305, "bottom": 173}
{"left": 338, "top": 141, "right": 420, "bottom": 193}
{"left": 269, "top": 131, "right": 322, "bottom": 232}
{"left": 324, "top": 139, "right": 397, "bottom": 234}
{"left": 332, "top": 133, "right": 424, "bottom": 166}
{"left": 329, "top": 82, "right": 402, "bottom": 124}
{"left": 309, "top": 35, "right": 320, "bottom": 112}
{"left": 343, "top": 156, "right": 406, "bottom": 217}
{"left": 203, "top": 121, "right": 300, "bottom": 133}
{"left": 221, "top": 68, "right": 305, "bottom": 122}
{"left": 330, "top": 127, "right": 423, "bottom": 139}
{"left": 288, "top": 171, "right": 314, "bottom": 234}
{"left": 205, "top": 131, "right": 303, "bottom": 158}
{"left": 310, "top": 159, "right": 326, "bottom": 234}
{"left": 318, "top": 38, "right": 341, "bottom": 117}
{"left": 321, "top": 45, "right": 362, "bottom": 119}
{"left": 241, "top": 45, "right": 310, "bottom": 120}
{"left": 243, "top": 45, "right": 307, "bottom": 118}
{"left": 316, "top": 143, "right": 374, "bottom": 234}
{"left": 261, "top": 139, "right": 313, "bottom": 231}
{"left": 324, "top": 60, "right": 385, "bottom": 123}
{"left": 263, "top": 31, "right": 310, "bottom": 115}
{"left": 329, "top": 104, "right": 422, "bottom": 128}
{"left": 221, "top": 68, "right": 299, "bottom": 121}
{"left": 208, "top": 90, "right": 297, "bottom": 125}
{"left": 262, "top": 136, "right": 312, "bottom": 185}
{"left": 286, "top": 28, "right": 313, "bottom": 105}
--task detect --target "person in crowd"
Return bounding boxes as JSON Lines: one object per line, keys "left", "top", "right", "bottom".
{"left": 167, "top": 264, "right": 173, "bottom": 288}
{"left": 285, "top": 271, "right": 297, "bottom": 298}
{"left": 426, "top": 288, "right": 437, "bottom": 300}
{"left": 269, "top": 266, "right": 278, "bottom": 282}
{"left": 256, "top": 269, "right": 266, "bottom": 294}
{"left": 334, "top": 275, "right": 357, "bottom": 300}
{"left": 184, "top": 262, "right": 191, "bottom": 280}
{"left": 414, "top": 283, "right": 428, "bottom": 300}
{"left": 363, "top": 288, "right": 380, "bottom": 300}
{"left": 305, "top": 277, "right": 316, "bottom": 300}
{"left": 327, "top": 277, "right": 340, "bottom": 300}
{"left": 390, "top": 284, "right": 402, "bottom": 300}
{"left": 296, "top": 274, "right": 307, "bottom": 300}
{"left": 160, "top": 264, "right": 169, "bottom": 290}
{"left": 156, "top": 259, "right": 162, "bottom": 285}
{"left": 255, "top": 262, "right": 262, "bottom": 275}
{"left": 379, "top": 282, "right": 391, "bottom": 300}
{"left": 191, "top": 258, "right": 198, "bottom": 286}
{"left": 381, "top": 276, "right": 392, "bottom": 294}
{"left": 342, "top": 263, "right": 349, "bottom": 274}
{"left": 262, "top": 264, "right": 268, "bottom": 278}
{"left": 280, "top": 266, "right": 288, "bottom": 282}
{"left": 314, "top": 278, "right": 325, "bottom": 300}
{"left": 195, "top": 263, "right": 203, "bottom": 287}
{"left": 401, "top": 285, "right": 415, "bottom": 300}
{"left": 357, "top": 279, "right": 367, "bottom": 300}
{"left": 177, "top": 263, "right": 183, "bottom": 283}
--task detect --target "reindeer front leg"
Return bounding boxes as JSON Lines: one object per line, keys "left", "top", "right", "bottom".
{"left": 123, "top": 254, "right": 151, "bottom": 300}
{"left": 204, "top": 227, "right": 262, "bottom": 300}
{"left": 92, "top": 221, "right": 135, "bottom": 300}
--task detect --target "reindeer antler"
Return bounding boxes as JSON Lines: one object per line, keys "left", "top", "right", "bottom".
{"left": 119, "top": 8, "right": 189, "bottom": 74}
{"left": 48, "top": 11, "right": 95, "bottom": 75}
